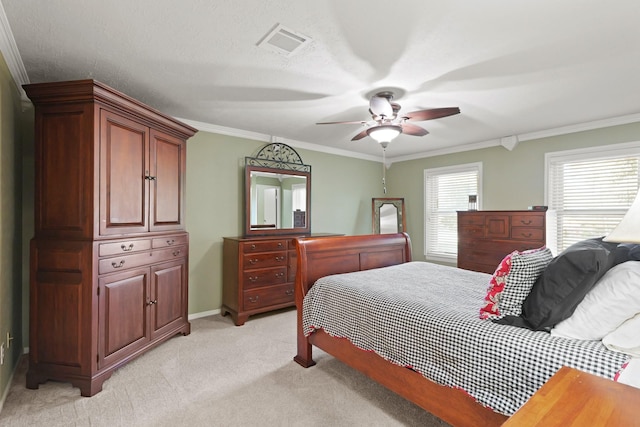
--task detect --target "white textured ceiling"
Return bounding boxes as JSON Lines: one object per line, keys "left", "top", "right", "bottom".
{"left": 3, "top": 0, "right": 640, "bottom": 160}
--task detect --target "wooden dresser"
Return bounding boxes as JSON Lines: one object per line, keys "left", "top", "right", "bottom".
{"left": 25, "top": 80, "right": 197, "bottom": 396}
{"left": 222, "top": 234, "right": 338, "bottom": 325}
{"left": 457, "top": 210, "right": 552, "bottom": 274}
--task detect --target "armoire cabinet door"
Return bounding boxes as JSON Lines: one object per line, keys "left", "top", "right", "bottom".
{"left": 150, "top": 258, "right": 187, "bottom": 340}
{"left": 99, "top": 110, "right": 150, "bottom": 236}
{"left": 149, "top": 130, "right": 186, "bottom": 231}
{"left": 98, "top": 267, "right": 151, "bottom": 369}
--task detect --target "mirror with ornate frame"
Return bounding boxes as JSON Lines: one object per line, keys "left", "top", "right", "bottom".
{"left": 372, "top": 198, "right": 406, "bottom": 234}
{"left": 245, "top": 143, "right": 311, "bottom": 236}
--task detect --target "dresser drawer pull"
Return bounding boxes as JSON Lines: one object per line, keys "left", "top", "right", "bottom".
{"left": 172, "top": 249, "right": 181, "bottom": 256}
{"left": 111, "top": 260, "right": 125, "bottom": 269}
{"left": 249, "top": 276, "right": 259, "bottom": 282}
{"left": 250, "top": 244, "right": 256, "bottom": 250}
{"left": 520, "top": 232, "right": 533, "bottom": 238}
{"left": 120, "top": 243, "right": 134, "bottom": 252}
{"left": 146, "top": 299, "right": 157, "bottom": 306}
{"left": 166, "top": 239, "right": 175, "bottom": 246}
{"left": 285, "top": 289, "right": 294, "bottom": 296}
{"left": 519, "top": 220, "right": 532, "bottom": 225}
{"left": 276, "top": 272, "right": 284, "bottom": 278}
{"left": 275, "top": 256, "right": 285, "bottom": 262}
{"left": 277, "top": 242, "right": 283, "bottom": 248}
{"left": 249, "top": 258, "right": 259, "bottom": 265}
{"left": 248, "top": 296, "right": 259, "bottom": 303}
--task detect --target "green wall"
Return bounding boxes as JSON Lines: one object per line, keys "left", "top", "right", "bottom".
{"left": 185, "top": 131, "right": 383, "bottom": 315}
{"left": 387, "top": 122, "right": 640, "bottom": 262}
{"left": 0, "top": 53, "right": 22, "bottom": 403}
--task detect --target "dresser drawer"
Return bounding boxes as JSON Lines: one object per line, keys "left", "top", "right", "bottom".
{"left": 459, "top": 225, "right": 484, "bottom": 241}
{"left": 152, "top": 234, "right": 188, "bottom": 249}
{"left": 511, "top": 227, "right": 544, "bottom": 241}
{"left": 458, "top": 214, "right": 485, "bottom": 226}
{"left": 243, "top": 283, "right": 294, "bottom": 310}
{"left": 99, "top": 239, "right": 151, "bottom": 256}
{"left": 242, "top": 240, "right": 287, "bottom": 253}
{"left": 242, "top": 267, "right": 287, "bottom": 289}
{"left": 99, "top": 245, "right": 186, "bottom": 274}
{"left": 511, "top": 214, "right": 544, "bottom": 228}
{"left": 242, "top": 251, "right": 287, "bottom": 269}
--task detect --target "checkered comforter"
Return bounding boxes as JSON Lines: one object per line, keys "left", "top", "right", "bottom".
{"left": 302, "top": 261, "right": 630, "bottom": 415}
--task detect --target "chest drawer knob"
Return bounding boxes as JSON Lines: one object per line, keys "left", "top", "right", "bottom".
{"left": 172, "top": 249, "right": 181, "bottom": 256}
{"left": 520, "top": 232, "right": 533, "bottom": 238}
{"left": 276, "top": 272, "right": 284, "bottom": 278}
{"left": 120, "top": 243, "right": 134, "bottom": 252}
{"left": 249, "top": 276, "right": 258, "bottom": 282}
{"left": 249, "top": 258, "right": 258, "bottom": 265}
{"left": 520, "top": 220, "right": 532, "bottom": 225}
{"left": 275, "top": 256, "right": 285, "bottom": 262}
{"left": 285, "top": 289, "right": 293, "bottom": 296}
{"left": 251, "top": 244, "right": 256, "bottom": 250}
{"left": 248, "top": 296, "right": 259, "bottom": 303}
{"left": 166, "top": 239, "right": 175, "bottom": 246}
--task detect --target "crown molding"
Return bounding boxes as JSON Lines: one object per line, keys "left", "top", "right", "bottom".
{"left": 0, "top": 2, "right": 29, "bottom": 101}
{"left": 176, "top": 118, "right": 382, "bottom": 163}
{"left": 516, "top": 112, "right": 640, "bottom": 142}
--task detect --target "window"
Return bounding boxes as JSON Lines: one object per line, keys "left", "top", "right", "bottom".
{"left": 424, "top": 163, "right": 482, "bottom": 262}
{"left": 546, "top": 142, "right": 640, "bottom": 252}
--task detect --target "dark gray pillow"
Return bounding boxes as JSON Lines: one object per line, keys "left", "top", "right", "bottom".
{"left": 520, "top": 237, "right": 618, "bottom": 331}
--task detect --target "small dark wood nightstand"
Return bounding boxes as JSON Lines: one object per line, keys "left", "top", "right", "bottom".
{"left": 503, "top": 366, "right": 640, "bottom": 426}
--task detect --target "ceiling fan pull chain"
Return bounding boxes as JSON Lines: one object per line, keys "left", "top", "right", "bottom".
{"left": 382, "top": 148, "right": 387, "bottom": 194}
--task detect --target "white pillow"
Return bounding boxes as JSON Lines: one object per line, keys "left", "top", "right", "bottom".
{"left": 550, "top": 261, "right": 640, "bottom": 340}
{"left": 603, "top": 313, "right": 640, "bottom": 357}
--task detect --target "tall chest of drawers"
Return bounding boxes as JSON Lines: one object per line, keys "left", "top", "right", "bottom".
{"left": 457, "top": 210, "right": 554, "bottom": 274}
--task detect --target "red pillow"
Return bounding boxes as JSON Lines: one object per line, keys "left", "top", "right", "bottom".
{"left": 479, "top": 252, "right": 513, "bottom": 319}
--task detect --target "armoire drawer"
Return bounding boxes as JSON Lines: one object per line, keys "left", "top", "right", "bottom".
{"left": 242, "top": 267, "right": 287, "bottom": 289}
{"left": 99, "top": 245, "right": 186, "bottom": 274}
{"left": 243, "top": 283, "right": 294, "bottom": 310}
{"left": 153, "top": 234, "right": 188, "bottom": 248}
{"left": 99, "top": 239, "right": 152, "bottom": 256}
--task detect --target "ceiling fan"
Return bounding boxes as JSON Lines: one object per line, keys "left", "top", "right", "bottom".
{"left": 317, "top": 91, "right": 460, "bottom": 147}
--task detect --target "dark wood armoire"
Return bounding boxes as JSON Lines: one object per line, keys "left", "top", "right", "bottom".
{"left": 25, "top": 79, "right": 197, "bottom": 396}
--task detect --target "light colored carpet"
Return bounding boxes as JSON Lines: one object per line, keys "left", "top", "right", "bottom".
{"left": 0, "top": 309, "right": 450, "bottom": 426}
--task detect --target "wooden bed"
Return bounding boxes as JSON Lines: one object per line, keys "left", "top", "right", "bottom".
{"left": 293, "top": 233, "right": 508, "bottom": 427}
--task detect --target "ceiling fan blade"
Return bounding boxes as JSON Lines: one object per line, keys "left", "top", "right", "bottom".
{"left": 402, "top": 107, "right": 460, "bottom": 122}
{"left": 351, "top": 129, "right": 370, "bottom": 141}
{"left": 369, "top": 95, "right": 393, "bottom": 118}
{"left": 316, "top": 120, "right": 368, "bottom": 125}
{"left": 401, "top": 123, "right": 429, "bottom": 136}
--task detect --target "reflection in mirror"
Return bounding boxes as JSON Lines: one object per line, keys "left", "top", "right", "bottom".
{"left": 379, "top": 203, "right": 399, "bottom": 233}
{"left": 373, "top": 198, "right": 406, "bottom": 234}
{"left": 249, "top": 171, "right": 307, "bottom": 229}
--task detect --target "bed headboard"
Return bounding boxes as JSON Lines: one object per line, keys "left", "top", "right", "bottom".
{"left": 294, "top": 233, "right": 413, "bottom": 299}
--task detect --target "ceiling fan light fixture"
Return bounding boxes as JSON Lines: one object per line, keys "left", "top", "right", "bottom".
{"left": 367, "top": 125, "right": 402, "bottom": 144}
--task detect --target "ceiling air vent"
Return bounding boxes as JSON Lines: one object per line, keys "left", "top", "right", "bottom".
{"left": 257, "top": 24, "right": 312, "bottom": 57}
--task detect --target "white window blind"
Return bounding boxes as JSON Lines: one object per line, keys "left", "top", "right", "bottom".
{"left": 424, "top": 163, "right": 481, "bottom": 261}
{"left": 547, "top": 143, "right": 640, "bottom": 251}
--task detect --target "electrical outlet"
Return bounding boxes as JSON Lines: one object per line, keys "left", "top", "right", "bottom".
{"left": 0, "top": 342, "right": 4, "bottom": 365}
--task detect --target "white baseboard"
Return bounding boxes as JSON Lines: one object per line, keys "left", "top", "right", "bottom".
{"left": 188, "top": 308, "right": 221, "bottom": 320}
